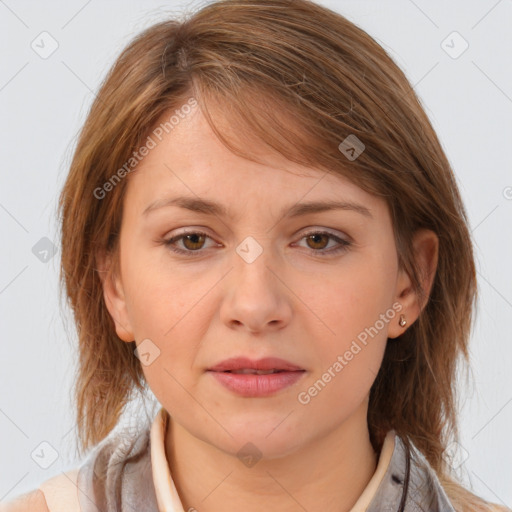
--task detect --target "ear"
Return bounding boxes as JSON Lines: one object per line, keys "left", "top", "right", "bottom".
{"left": 96, "top": 249, "right": 135, "bottom": 343}
{"left": 388, "top": 228, "right": 439, "bottom": 339}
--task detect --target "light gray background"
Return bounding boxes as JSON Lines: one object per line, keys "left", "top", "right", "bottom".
{"left": 1, "top": 0, "right": 511, "bottom": 506}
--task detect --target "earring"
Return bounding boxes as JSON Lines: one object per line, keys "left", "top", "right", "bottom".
{"left": 399, "top": 314, "right": 407, "bottom": 327}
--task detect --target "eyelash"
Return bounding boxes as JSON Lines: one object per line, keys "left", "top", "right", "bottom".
{"left": 162, "top": 230, "right": 352, "bottom": 257}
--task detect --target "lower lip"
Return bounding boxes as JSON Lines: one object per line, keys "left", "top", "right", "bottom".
{"left": 207, "top": 370, "right": 305, "bottom": 397}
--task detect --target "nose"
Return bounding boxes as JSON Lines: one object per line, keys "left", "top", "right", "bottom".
{"left": 219, "top": 241, "right": 293, "bottom": 334}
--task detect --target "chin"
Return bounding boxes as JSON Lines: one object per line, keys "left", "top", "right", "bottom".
{"left": 211, "top": 414, "right": 308, "bottom": 461}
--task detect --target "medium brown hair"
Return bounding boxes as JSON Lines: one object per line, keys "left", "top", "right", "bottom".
{"left": 58, "top": 1, "right": 501, "bottom": 510}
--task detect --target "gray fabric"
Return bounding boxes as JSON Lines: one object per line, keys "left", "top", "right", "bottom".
{"left": 77, "top": 428, "right": 159, "bottom": 512}
{"left": 366, "top": 435, "right": 456, "bottom": 512}
{"left": 75, "top": 424, "right": 455, "bottom": 512}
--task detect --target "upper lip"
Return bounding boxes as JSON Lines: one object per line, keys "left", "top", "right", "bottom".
{"left": 207, "top": 357, "right": 304, "bottom": 372}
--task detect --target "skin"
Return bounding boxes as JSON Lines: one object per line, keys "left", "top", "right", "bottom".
{"left": 100, "top": 101, "right": 438, "bottom": 512}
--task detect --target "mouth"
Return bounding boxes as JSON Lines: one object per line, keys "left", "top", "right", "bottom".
{"left": 206, "top": 357, "right": 306, "bottom": 397}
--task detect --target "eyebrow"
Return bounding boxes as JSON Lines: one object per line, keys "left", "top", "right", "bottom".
{"left": 142, "top": 196, "right": 373, "bottom": 221}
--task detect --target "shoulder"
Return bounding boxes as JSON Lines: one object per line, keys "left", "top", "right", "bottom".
{"left": 0, "top": 489, "right": 49, "bottom": 512}
{"left": 402, "top": 438, "right": 511, "bottom": 512}
{"left": 2, "top": 426, "right": 154, "bottom": 512}
{"left": 0, "top": 468, "right": 79, "bottom": 512}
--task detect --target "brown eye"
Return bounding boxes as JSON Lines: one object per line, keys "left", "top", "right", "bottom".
{"left": 305, "top": 233, "right": 330, "bottom": 250}
{"left": 181, "top": 233, "right": 207, "bottom": 251}
{"left": 164, "top": 231, "right": 214, "bottom": 255}
{"left": 295, "top": 230, "right": 352, "bottom": 257}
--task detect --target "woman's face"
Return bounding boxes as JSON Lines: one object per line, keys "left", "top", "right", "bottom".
{"left": 102, "top": 102, "right": 424, "bottom": 458}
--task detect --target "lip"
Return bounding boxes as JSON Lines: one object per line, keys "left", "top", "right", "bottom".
{"left": 207, "top": 357, "right": 304, "bottom": 372}
{"left": 207, "top": 357, "right": 305, "bottom": 397}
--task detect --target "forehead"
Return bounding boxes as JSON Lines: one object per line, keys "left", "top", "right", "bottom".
{"left": 126, "top": 106, "right": 378, "bottom": 211}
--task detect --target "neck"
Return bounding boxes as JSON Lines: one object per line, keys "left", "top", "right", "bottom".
{"left": 164, "top": 401, "right": 379, "bottom": 512}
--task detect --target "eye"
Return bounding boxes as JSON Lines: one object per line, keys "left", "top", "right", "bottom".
{"left": 163, "top": 230, "right": 215, "bottom": 254}
{"left": 294, "top": 230, "right": 352, "bottom": 256}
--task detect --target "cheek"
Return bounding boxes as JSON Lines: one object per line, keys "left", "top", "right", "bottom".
{"left": 322, "top": 263, "right": 396, "bottom": 343}
{"left": 127, "top": 280, "right": 210, "bottom": 417}
{"left": 308, "top": 254, "right": 396, "bottom": 392}
{"left": 127, "top": 280, "right": 206, "bottom": 368}
{"left": 122, "top": 240, "right": 207, "bottom": 337}
{"left": 120, "top": 246, "right": 209, "bottom": 383}
{"left": 301, "top": 285, "right": 390, "bottom": 415}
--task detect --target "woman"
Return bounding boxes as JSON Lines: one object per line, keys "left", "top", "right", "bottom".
{"left": 2, "top": 0, "right": 509, "bottom": 510}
